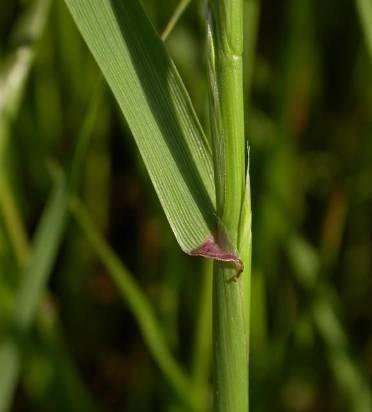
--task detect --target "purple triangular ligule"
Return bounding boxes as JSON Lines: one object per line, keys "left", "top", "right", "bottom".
{"left": 189, "top": 235, "right": 243, "bottom": 273}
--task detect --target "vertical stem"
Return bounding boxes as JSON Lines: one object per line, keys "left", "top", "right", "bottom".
{"left": 161, "top": 0, "right": 191, "bottom": 41}
{"left": 212, "top": 0, "right": 245, "bottom": 224}
{"left": 209, "top": 0, "right": 251, "bottom": 411}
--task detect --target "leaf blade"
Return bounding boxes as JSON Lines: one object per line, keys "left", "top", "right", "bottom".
{"left": 64, "top": 0, "right": 217, "bottom": 253}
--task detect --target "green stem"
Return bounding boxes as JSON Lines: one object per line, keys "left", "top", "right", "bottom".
{"left": 209, "top": 0, "right": 251, "bottom": 410}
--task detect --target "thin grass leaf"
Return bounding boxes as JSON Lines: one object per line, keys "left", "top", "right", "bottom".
{"left": 0, "top": 0, "right": 51, "bottom": 119}
{"left": 12, "top": 178, "right": 67, "bottom": 330}
{"left": 0, "top": 177, "right": 29, "bottom": 267}
{"left": 313, "top": 298, "right": 372, "bottom": 412}
{"left": 0, "top": 177, "right": 66, "bottom": 412}
{"left": 69, "top": 196, "right": 197, "bottom": 410}
{"left": 190, "top": 260, "right": 212, "bottom": 410}
{"left": 64, "top": 0, "right": 240, "bottom": 264}
{"left": 238, "top": 157, "right": 252, "bottom": 348}
{"left": 287, "top": 235, "right": 372, "bottom": 412}
{"left": 161, "top": 0, "right": 192, "bottom": 41}
{"left": 355, "top": 0, "right": 372, "bottom": 60}
{"left": 0, "top": 80, "right": 103, "bottom": 412}
{"left": 34, "top": 307, "right": 101, "bottom": 412}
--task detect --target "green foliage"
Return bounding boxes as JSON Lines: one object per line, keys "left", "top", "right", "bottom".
{"left": 69, "top": 196, "right": 196, "bottom": 409}
{"left": 1, "top": 0, "right": 372, "bottom": 411}
{"left": 64, "top": 0, "right": 218, "bottom": 255}
{"left": 208, "top": 0, "right": 251, "bottom": 410}
{"left": 0, "top": 177, "right": 66, "bottom": 412}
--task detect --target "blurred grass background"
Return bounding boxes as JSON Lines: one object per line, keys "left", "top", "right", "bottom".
{"left": 1, "top": 0, "right": 372, "bottom": 411}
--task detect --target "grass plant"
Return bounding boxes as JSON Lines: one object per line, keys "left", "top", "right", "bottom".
{"left": 1, "top": 0, "right": 372, "bottom": 411}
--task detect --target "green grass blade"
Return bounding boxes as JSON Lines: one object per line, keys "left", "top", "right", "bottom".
{"left": 64, "top": 0, "right": 232, "bottom": 259}
{"left": 161, "top": 0, "right": 192, "bottom": 41}
{"left": 0, "top": 0, "right": 51, "bottom": 119}
{"left": 0, "top": 176, "right": 29, "bottom": 267}
{"left": 69, "top": 197, "right": 196, "bottom": 409}
{"left": 0, "top": 177, "right": 66, "bottom": 412}
{"left": 208, "top": 0, "right": 250, "bottom": 410}
{"left": 0, "top": 0, "right": 52, "bottom": 269}
{"left": 355, "top": 0, "right": 372, "bottom": 60}
{"left": 191, "top": 260, "right": 213, "bottom": 410}
{"left": 0, "top": 342, "right": 19, "bottom": 412}
{"left": 0, "top": 81, "right": 103, "bottom": 412}
{"left": 12, "top": 179, "right": 67, "bottom": 330}
{"left": 313, "top": 297, "right": 372, "bottom": 412}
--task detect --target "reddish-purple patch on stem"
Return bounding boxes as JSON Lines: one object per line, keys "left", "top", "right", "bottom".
{"left": 189, "top": 235, "right": 243, "bottom": 274}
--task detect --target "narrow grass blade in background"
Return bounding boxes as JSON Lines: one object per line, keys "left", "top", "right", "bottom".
{"left": 288, "top": 233, "right": 372, "bottom": 412}
{"left": 313, "top": 298, "right": 372, "bottom": 412}
{"left": 0, "top": 5, "right": 53, "bottom": 408}
{"left": 12, "top": 179, "right": 66, "bottom": 330}
{"left": 191, "top": 260, "right": 213, "bottom": 410}
{"left": 64, "top": 0, "right": 242, "bottom": 262}
{"left": 0, "top": 177, "right": 66, "bottom": 412}
{"left": 69, "top": 197, "right": 196, "bottom": 410}
{"left": 0, "top": 0, "right": 51, "bottom": 118}
{"left": 0, "top": 79, "right": 103, "bottom": 412}
{"left": 0, "top": 177, "right": 29, "bottom": 267}
{"left": 355, "top": 0, "right": 372, "bottom": 60}
{"left": 0, "top": 0, "right": 52, "bottom": 268}
{"left": 161, "top": 0, "right": 191, "bottom": 41}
